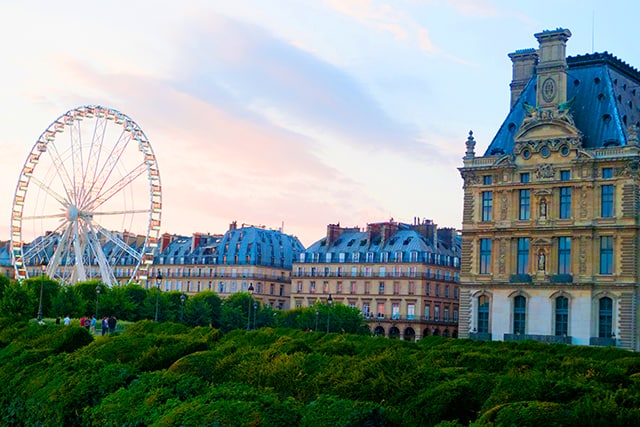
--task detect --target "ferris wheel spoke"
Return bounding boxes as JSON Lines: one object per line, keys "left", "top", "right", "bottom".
{"left": 47, "top": 222, "right": 75, "bottom": 279}
{"left": 85, "top": 162, "right": 147, "bottom": 212}
{"left": 43, "top": 139, "right": 76, "bottom": 203}
{"left": 71, "top": 221, "right": 88, "bottom": 282}
{"left": 91, "top": 208, "right": 150, "bottom": 216}
{"left": 84, "top": 220, "right": 118, "bottom": 286}
{"left": 79, "top": 130, "right": 132, "bottom": 210}
{"left": 94, "top": 221, "right": 142, "bottom": 262}
{"left": 29, "top": 175, "right": 70, "bottom": 208}
{"left": 22, "top": 212, "right": 67, "bottom": 221}
{"left": 22, "top": 222, "right": 67, "bottom": 261}
{"left": 76, "top": 117, "right": 108, "bottom": 207}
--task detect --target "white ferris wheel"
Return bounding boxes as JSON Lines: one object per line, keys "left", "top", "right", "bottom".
{"left": 10, "top": 105, "right": 162, "bottom": 287}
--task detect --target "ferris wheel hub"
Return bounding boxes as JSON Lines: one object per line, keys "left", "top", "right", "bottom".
{"left": 66, "top": 205, "right": 79, "bottom": 221}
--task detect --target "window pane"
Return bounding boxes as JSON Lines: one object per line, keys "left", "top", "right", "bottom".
{"left": 601, "top": 185, "right": 614, "bottom": 217}
{"left": 519, "top": 189, "right": 530, "bottom": 220}
{"left": 558, "top": 237, "right": 571, "bottom": 274}
{"left": 513, "top": 295, "right": 526, "bottom": 334}
{"left": 598, "top": 297, "right": 613, "bottom": 338}
{"left": 559, "top": 187, "right": 572, "bottom": 219}
{"left": 517, "top": 238, "right": 529, "bottom": 274}
{"left": 600, "top": 236, "right": 613, "bottom": 275}
{"left": 482, "top": 191, "right": 493, "bottom": 221}
{"left": 478, "top": 296, "right": 489, "bottom": 333}
{"left": 555, "top": 296, "right": 568, "bottom": 336}
{"left": 480, "top": 238, "right": 492, "bottom": 274}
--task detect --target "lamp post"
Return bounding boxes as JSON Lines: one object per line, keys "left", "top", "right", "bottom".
{"left": 37, "top": 261, "right": 47, "bottom": 323}
{"left": 180, "top": 294, "right": 186, "bottom": 323}
{"left": 154, "top": 273, "right": 163, "bottom": 322}
{"left": 247, "top": 283, "right": 254, "bottom": 331}
{"left": 95, "top": 285, "right": 101, "bottom": 319}
{"left": 327, "top": 294, "right": 333, "bottom": 333}
{"left": 253, "top": 301, "right": 258, "bottom": 330}
{"left": 315, "top": 308, "right": 319, "bottom": 331}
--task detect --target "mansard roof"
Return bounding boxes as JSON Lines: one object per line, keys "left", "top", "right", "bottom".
{"left": 213, "top": 226, "right": 305, "bottom": 269}
{"left": 304, "top": 223, "right": 460, "bottom": 260}
{"left": 486, "top": 52, "right": 640, "bottom": 156}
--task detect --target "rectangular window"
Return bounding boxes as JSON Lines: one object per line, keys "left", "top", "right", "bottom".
{"left": 601, "top": 185, "right": 614, "bottom": 217}
{"left": 445, "top": 285, "right": 450, "bottom": 298}
{"left": 600, "top": 236, "right": 613, "bottom": 275}
{"left": 477, "top": 296, "right": 489, "bottom": 333}
{"left": 393, "top": 281, "right": 399, "bottom": 294}
{"left": 297, "top": 281, "right": 302, "bottom": 293}
{"left": 513, "top": 296, "right": 526, "bottom": 334}
{"left": 425, "top": 283, "right": 430, "bottom": 296}
{"left": 424, "top": 305, "right": 430, "bottom": 320}
{"left": 559, "top": 187, "right": 572, "bottom": 219}
{"left": 309, "top": 281, "right": 316, "bottom": 294}
{"left": 483, "top": 175, "right": 492, "bottom": 185}
{"left": 362, "top": 303, "right": 370, "bottom": 317}
{"left": 517, "top": 238, "right": 530, "bottom": 274}
{"left": 378, "top": 282, "right": 385, "bottom": 295}
{"left": 555, "top": 296, "right": 569, "bottom": 336}
{"left": 602, "top": 167, "right": 613, "bottom": 179}
{"left": 434, "top": 306, "right": 440, "bottom": 321}
{"left": 364, "top": 281, "right": 370, "bottom": 294}
{"left": 519, "top": 189, "right": 530, "bottom": 220}
{"left": 479, "top": 238, "right": 492, "bottom": 274}
{"left": 482, "top": 191, "right": 493, "bottom": 221}
{"left": 560, "top": 170, "right": 571, "bottom": 181}
{"left": 377, "top": 302, "right": 385, "bottom": 319}
{"left": 350, "top": 281, "right": 356, "bottom": 294}
{"left": 392, "top": 303, "right": 400, "bottom": 319}
{"left": 336, "top": 281, "right": 343, "bottom": 294}
{"left": 408, "top": 281, "right": 415, "bottom": 295}
{"left": 558, "top": 237, "right": 571, "bottom": 275}
{"left": 351, "top": 266, "right": 357, "bottom": 277}
{"left": 520, "top": 172, "right": 530, "bottom": 183}
{"left": 407, "top": 304, "right": 415, "bottom": 320}
{"left": 435, "top": 284, "right": 440, "bottom": 297}
{"left": 379, "top": 267, "right": 386, "bottom": 277}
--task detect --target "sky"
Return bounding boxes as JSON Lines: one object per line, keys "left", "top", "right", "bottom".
{"left": 0, "top": 0, "right": 638, "bottom": 247}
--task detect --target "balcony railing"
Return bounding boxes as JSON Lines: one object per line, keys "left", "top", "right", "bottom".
{"left": 589, "top": 337, "right": 617, "bottom": 347}
{"left": 504, "top": 333, "right": 572, "bottom": 344}
{"left": 509, "top": 274, "right": 532, "bottom": 283}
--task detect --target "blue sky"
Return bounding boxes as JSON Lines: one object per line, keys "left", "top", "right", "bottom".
{"left": 0, "top": 0, "right": 637, "bottom": 246}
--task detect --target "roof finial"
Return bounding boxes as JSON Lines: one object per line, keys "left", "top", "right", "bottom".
{"left": 464, "top": 130, "right": 476, "bottom": 159}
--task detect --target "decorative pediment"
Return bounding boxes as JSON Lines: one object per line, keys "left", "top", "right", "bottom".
{"left": 532, "top": 238, "right": 552, "bottom": 246}
{"left": 516, "top": 102, "right": 582, "bottom": 144}
{"left": 534, "top": 188, "right": 552, "bottom": 196}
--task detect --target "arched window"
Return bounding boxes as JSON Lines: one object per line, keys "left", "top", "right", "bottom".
{"left": 599, "top": 297, "right": 613, "bottom": 338}
{"left": 478, "top": 295, "right": 490, "bottom": 333}
{"left": 555, "top": 296, "right": 569, "bottom": 336}
{"left": 513, "top": 295, "right": 526, "bottom": 334}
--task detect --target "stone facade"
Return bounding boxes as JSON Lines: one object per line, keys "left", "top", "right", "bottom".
{"left": 459, "top": 28, "right": 640, "bottom": 351}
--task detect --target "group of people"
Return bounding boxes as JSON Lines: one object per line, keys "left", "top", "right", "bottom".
{"left": 55, "top": 314, "right": 118, "bottom": 335}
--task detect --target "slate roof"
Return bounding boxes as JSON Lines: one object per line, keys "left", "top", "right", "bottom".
{"left": 303, "top": 223, "right": 460, "bottom": 266}
{"left": 486, "top": 52, "right": 640, "bottom": 156}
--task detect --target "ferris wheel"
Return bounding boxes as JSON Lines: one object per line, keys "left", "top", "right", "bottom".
{"left": 10, "top": 105, "right": 162, "bottom": 286}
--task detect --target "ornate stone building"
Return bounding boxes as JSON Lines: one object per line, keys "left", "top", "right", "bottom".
{"left": 459, "top": 28, "right": 640, "bottom": 350}
{"left": 292, "top": 219, "right": 460, "bottom": 340}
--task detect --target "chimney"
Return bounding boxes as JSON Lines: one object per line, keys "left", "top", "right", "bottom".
{"left": 229, "top": 221, "right": 237, "bottom": 231}
{"left": 534, "top": 28, "right": 571, "bottom": 109}
{"left": 508, "top": 48, "right": 538, "bottom": 109}
{"left": 191, "top": 233, "right": 201, "bottom": 253}
{"left": 326, "top": 223, "right": 342, "bottom": 246}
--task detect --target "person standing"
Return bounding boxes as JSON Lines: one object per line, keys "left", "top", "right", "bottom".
{"left": 107, "top": 316, "right": 117, "bottom": 334}
{"left": 63, "top": 315, "right": 70, "bottom": 326}
{"left": 101, "top": 316, "right": 109, "bottom": 336}
{"left": 90, "top": 316, "right": 97, "bottom": 334}
{"left": 79, "top": 315, "right": 86, "bottom": 329}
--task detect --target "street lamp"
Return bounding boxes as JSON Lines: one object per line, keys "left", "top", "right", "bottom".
{"left": 327, "top": 294, "right": 333, "bottom": 333}
{"left": 253, "top": 301, "right": 258, "bottom": 330}
{"left": 95, "top": 285, "right": 101, "bottom": 319}
{"left": 37, "top": 260, "right": 47, "bottom": 323}
{"left": 180, "top": 294, "right": 186, "bottom": 323}
{"left": 247, "top": 283, "right": 254, "bottom": 331}
{"left": 154, "top": 273, "right": 163, "bottom": 322}
{"left": 315, "top": 308, "right": 319, "bottom": 331}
